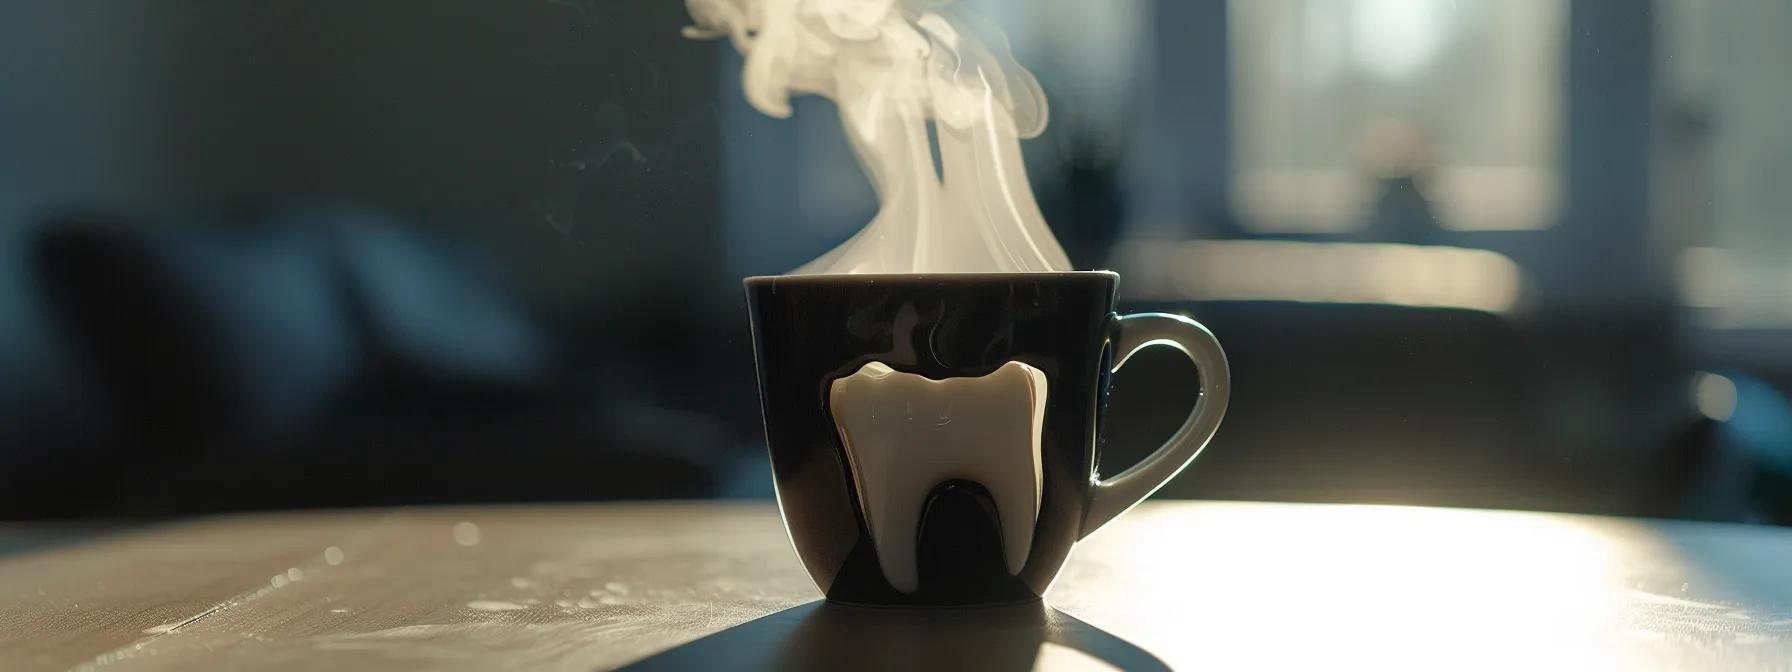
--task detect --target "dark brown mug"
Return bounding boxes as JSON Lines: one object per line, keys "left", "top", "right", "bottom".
{"left": 746, "top": 271, "right": 1228, "bottom": 606}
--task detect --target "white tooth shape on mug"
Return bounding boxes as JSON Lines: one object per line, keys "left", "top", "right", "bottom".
{"left": 827, "top": 360, "right": 1046, "bottom": 593}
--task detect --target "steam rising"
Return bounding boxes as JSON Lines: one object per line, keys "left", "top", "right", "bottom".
{"left": 685, "top": 0, "right": 1072, "bottom": 274}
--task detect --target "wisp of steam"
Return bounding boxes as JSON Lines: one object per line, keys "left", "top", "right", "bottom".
{"left": 685, "top": 0, "right": 1072, "bottom": 274}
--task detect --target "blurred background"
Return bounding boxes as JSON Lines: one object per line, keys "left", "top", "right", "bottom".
{"left": 1, "top": 0, "right": 1788, "bottom": 524}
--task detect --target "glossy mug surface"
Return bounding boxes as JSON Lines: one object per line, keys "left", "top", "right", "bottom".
{"left": 745, "top": 271, "right": 1229, "bottom": 606}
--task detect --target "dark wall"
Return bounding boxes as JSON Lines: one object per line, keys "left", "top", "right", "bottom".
{"left": 0, "top": 0, "right": 726, "bottom": 307}
{"left": 0, "top": 1, "right": 749, "bottom": 518}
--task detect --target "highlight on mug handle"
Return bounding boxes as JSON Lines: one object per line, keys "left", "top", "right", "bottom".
{"left": 1081, "top": 312, "right": 1231, "bottom": 540}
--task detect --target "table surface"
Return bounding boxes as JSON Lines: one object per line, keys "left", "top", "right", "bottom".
{"left": 2, "top": 501, "right": 1790, "bottom": 671}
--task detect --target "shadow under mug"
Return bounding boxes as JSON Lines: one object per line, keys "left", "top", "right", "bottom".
{"left": 745, "top": 271, "right": 1229, "bottom": 606}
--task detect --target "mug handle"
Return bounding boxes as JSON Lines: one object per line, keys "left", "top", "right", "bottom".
{"left": 1081, "top": 312, "right": 1231, "bottom": 539}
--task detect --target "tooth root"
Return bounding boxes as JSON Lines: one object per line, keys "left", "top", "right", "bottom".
{"left": 830, "top": 360, "right": 1047, "bottom": 594}
{"left": 984, "top": 364, "right": 1045, "bottom": 575}
{"left": 987, "top": 469, "right": 1037, "bottom": 576}
{"left": 866, "top": 473, "right": 925, "bottom": 593}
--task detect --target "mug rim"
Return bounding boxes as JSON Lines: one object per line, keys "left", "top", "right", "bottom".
{"left": 743, "top": 270, "right": 1118, "bottom": 286}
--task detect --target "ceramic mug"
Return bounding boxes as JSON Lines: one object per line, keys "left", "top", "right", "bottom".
{"left": 745, "top": 271, "right": 1229, "bottom": 606}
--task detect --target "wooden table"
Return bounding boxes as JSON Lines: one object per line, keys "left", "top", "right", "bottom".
{"left": 3, "top": 501, "right": 1790, "bottom": 671}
